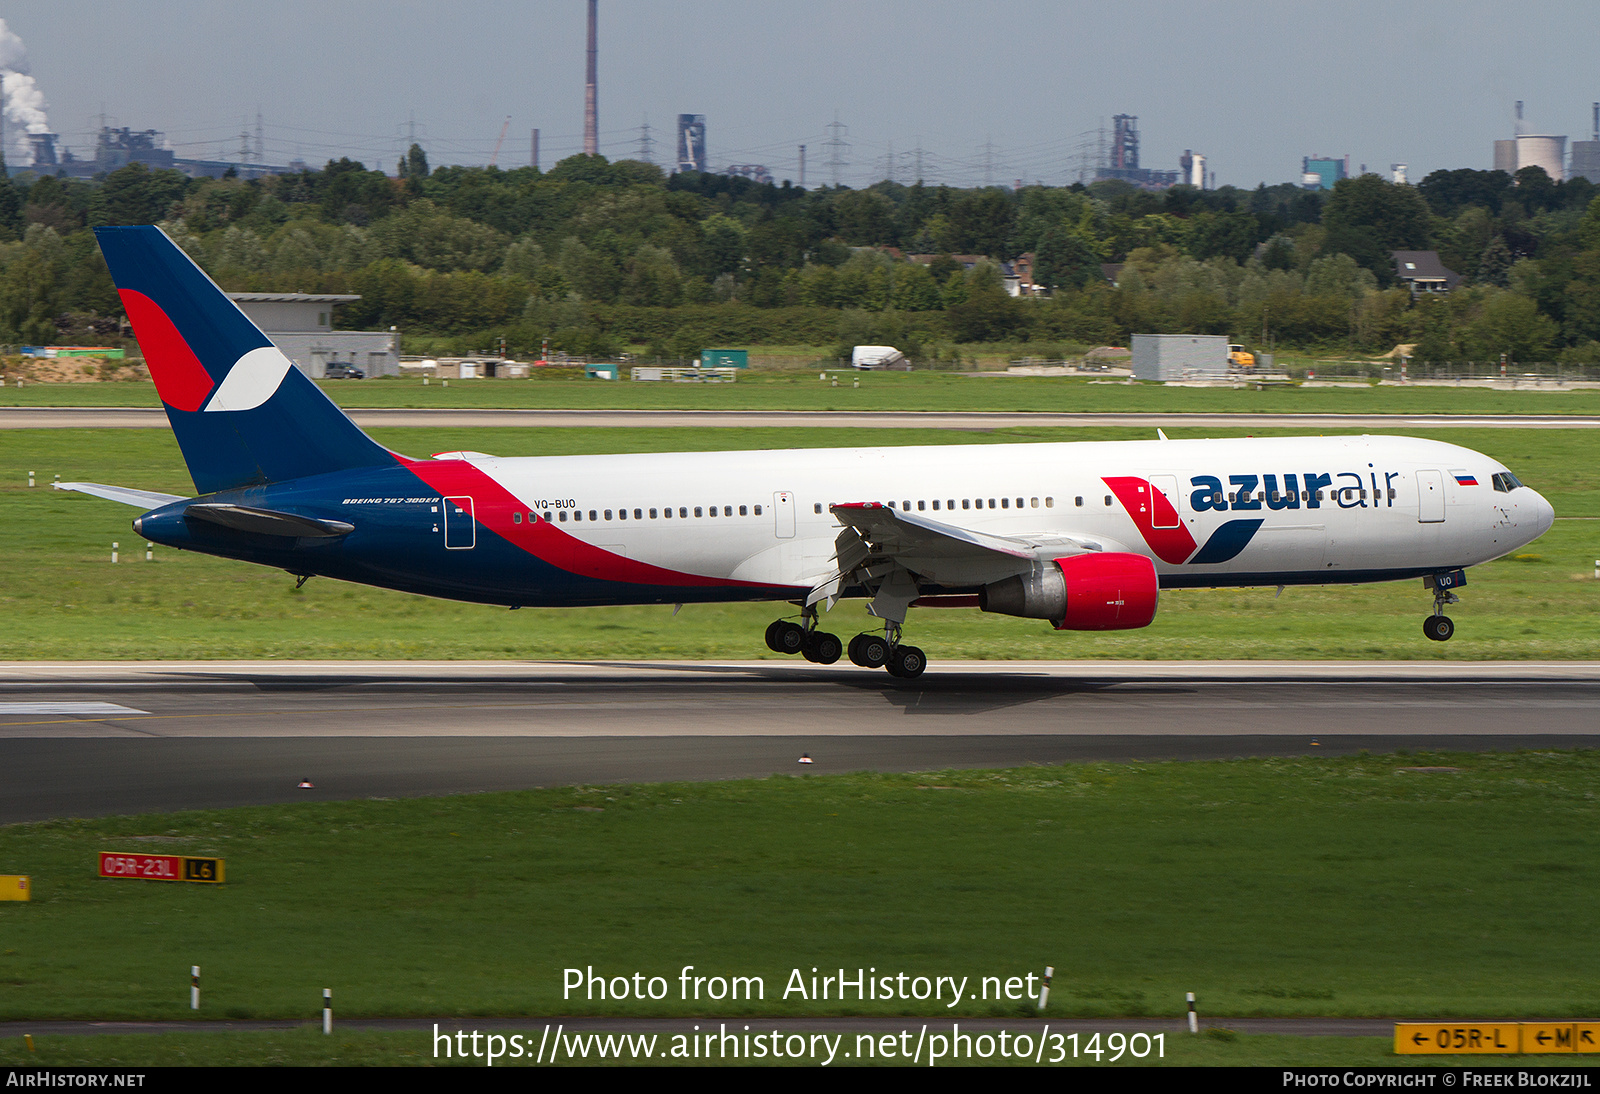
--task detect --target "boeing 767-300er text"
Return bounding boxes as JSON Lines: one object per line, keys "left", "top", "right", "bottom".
{"left": 58, "top": 226, "right": 1555, "bottom": 678}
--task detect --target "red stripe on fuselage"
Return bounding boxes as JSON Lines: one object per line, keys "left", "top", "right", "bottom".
{"left": 1101, "top": 476, "right": 1197, "bottom": 565}
{"left": 398, "top": 456, "right": 791, "bottom": 591}
{"left": 118, "top": 290, "right": 215, "bottom": 413}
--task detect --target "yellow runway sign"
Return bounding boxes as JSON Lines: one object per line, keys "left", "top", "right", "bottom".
{"left": 1396, "top": 1022, "right": 1600, "bottom": 1055}
{"left": 0, "top": 875, "right": 28, "bottom": 901}
{"left": 1395, "top": 1023, "right": 1520, "bottom": 1054}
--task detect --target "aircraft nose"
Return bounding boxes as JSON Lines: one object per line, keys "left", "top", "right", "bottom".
{"left": 1534, "top": 490, "right": 1555, "bottom": 535}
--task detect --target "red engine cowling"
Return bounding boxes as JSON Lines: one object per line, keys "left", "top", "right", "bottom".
{"left": 1052, "top": 552, "right": 1159, "bottom": 631}
{"left": 978, "top": 552, "right": 1160, "bottom": 630}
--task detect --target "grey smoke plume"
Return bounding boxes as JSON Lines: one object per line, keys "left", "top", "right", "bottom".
{"left": 0, "top": 20, "right": 52, "bottom": 165}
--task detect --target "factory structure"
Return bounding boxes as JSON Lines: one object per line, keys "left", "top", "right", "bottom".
{"left": 10, "top": 125, "right": 300, "bottom": 181}
{"left": 1490, "top": 101, "right": 1600, "bottom": 183}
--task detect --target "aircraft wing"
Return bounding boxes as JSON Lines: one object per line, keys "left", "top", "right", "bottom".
{"left": 809, "top": 501, "right": 1116, "bottom": 609}
{"left": 54, "top": 482, "right": 186, "bottom": 509}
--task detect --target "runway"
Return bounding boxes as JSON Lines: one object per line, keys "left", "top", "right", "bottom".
{"left": 3, "top": 407, "right": 1599, "bottom": 430}
{"left": 2, "top": 660, "right": 1597, "bottom": 823}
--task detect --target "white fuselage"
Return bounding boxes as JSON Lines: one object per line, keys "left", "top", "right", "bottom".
{"left": 456, "top": 434, "right": 1553, "bottom": 596}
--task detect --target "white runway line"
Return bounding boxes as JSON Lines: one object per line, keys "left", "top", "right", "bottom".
{"left": 0, "top": 702, "right": 151, "bottom": 716}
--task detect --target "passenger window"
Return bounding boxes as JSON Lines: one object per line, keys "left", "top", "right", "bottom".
{"left": 512, "top": 511, "right": 522, "bottom": 524}
{"left": 679, "top": 507, "right": 687, "bottom": 518}
{"left": 634, "top": 509, "right": 642, "bottom": 520}
{"left": 814, "top": 503, "right": 823, "bottom": 514}
{"left": 724, "top": 506, "right": 732, "bottom": 516}
{"left": 618, "top": 509, "right": 626, "bottom": 520}
{"left": 1016, "top": 498, "right": 1024, "bottom": 508}
{"left": 1388, "top": 488, "right": 1396, "bottom": 500}
{"left": 932, "top": 500, "right": 940, "bottom": 510}
{"left": 558, "top": 510, "right": 568, "bottom": 522}
{"left": 1104, "top": 496, "right": 1112, "bottom": 506}
{"left": 918, "top": 500, "right": 926, "bottom": 511}
{"left": 739, "top": 505, "right": 747, "bottom": 516}
{"left": 1075, "top": 497, "right": 1083, "bottom": 507}
{"left": 962, "top": 499, "right": 971, "bottom": 509}
{"left": 902, "top": 500, "right": 911, "bottom": 510}
{"left": 605, "top": 510, "right": 613, "bottom": 521}
{"left": 1030, "top": 498, "right": 1038, "bottom": 508}
{"left": 988, "top": 499, "right": 996, "bottom": 509}
{"left": 947, "top": 499, "right": 956, "bottom": 509}
{"left": 1045, "top": 497, "right": 1053, "bottom": 507}
{"left": 694, "top": 507, "right": 703, "bottom": 517}
{"left": 650, "top": 508, "right": 659, "bottom": 519}
{"left": 754, "top": 504, "right": 762, "bottom": 515}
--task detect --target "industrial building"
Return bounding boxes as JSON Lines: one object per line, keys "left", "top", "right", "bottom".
{"left": 10, "top": 125, "right": 294, "bottom": 180}
{"left": 1091, "top": 115, "right": 1179, "bottom": 189}
{"left": 225, "top": 293, "right": 398, "bottom": 379}
{"left": 1301, "top": 156, "right": 1348, "bottom": 190}
{"left": 1491, "top": 101, "right": 1575, "bottom": 181}
{"left": 677, "top": 114, "right": 706, "bottom": 173}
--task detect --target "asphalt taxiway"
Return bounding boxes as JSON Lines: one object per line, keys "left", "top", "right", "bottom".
{"left": 2, "top": 660, "right": 1596, "bottom": 823}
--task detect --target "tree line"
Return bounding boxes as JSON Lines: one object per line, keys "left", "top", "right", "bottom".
{"left": 3, "top": 143, "right": 1598, "bottom": 363}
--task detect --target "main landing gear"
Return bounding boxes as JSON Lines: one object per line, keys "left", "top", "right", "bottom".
{"left": 1422, "top": 571, "right": 1462, "bottom": 642}
{"left": 764, "top": 607, "right": 842, "bottom": 665}
{"left": 766, "top": 611, "right": 926, "bottom": 678}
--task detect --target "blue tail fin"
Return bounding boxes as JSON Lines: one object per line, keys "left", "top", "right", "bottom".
{"left": 95, "top": 226, "right": 395, "bottom": 495}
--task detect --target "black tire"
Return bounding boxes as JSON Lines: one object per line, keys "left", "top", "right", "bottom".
{"left": 849, "top": 633, "right": 889, "bottom": 668}
{"left": 770, "top": 621, "right": 806, "bottom": 654}
{"left": 1423, "top": 615, "right": 1455, "bottom": 642}
{"left": 886, "top": 644, "right": 927, "bottom": 679}
{"left": 764, "top": 620, "right": 786, "bottom": 652}
{"left": 804, "top": 631, "right": 843, "bottom": 665}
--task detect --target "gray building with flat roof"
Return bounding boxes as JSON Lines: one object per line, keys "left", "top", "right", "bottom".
{"left": 225, "top": 293, "right": 399, "bottom": 379}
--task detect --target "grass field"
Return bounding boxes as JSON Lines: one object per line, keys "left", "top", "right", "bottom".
{"left": 3, "top": 751, "right": 1600, "bottom": 1024}
{"left": 1, "top": 425, "right": 1596, "bottom": 660}
{"left": 4, "top": 372, "right": 1600, "bottom": 414}
{"left": 0, "top": 1029, "right": 1591, "bottom": 1067}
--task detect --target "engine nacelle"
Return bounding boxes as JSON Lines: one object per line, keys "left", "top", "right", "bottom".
{"left": 978, "top": 552, "right": 1159, "bottom": 631}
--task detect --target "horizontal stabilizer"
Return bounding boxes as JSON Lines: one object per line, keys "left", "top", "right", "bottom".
{"left": 54, "top": 482, "right": 186, "bottom": 509}
{"left": 185, "top": 503, "right": 355, "bottom": 539}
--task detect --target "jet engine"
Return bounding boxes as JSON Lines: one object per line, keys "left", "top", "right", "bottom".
{"left": 978, "top": 552, "right": 1159, "bottom": 631}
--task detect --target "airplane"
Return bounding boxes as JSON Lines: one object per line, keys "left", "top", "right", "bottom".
{"left": 57, "top": 226, "right": 1555, "bottom": 679}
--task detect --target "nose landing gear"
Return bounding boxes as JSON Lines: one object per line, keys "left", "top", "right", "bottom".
{"left": 1422, "top": 571, "right": 1465, "bottom": 642}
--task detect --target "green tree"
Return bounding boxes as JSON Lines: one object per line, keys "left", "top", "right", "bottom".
{"left": 87, "top": 163, "right": 191, "bottom": 227}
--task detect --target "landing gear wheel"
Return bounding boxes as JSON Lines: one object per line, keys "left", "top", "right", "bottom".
{"left": 848, "top": 633, "right": 889, "bottom": 668}
{"left": 1423, "top": 615, "right": 1455, "bottom": 642}
{"left": 765, "top": 620, "right": 806, "bottom": 654}
{"left": 802, "top": 631, "right": 843, "bottom": 665}
{"left": 884, "top": 644, "right": 927, "bottom": 679}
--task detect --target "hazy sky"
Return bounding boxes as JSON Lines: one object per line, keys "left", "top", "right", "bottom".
{"left": 4, "top": 1, "right": 1598, "bottom": 189}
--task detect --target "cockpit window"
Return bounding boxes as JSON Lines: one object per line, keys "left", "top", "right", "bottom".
{"left": 1491, "top": 472, "right": 1525, "bottom": 493}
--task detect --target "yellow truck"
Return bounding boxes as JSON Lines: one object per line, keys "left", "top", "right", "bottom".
{"left": 1228, "top": 344, "right": 1256, "bottom": 370}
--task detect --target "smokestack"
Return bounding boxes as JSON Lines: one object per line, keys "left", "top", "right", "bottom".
{"left": 531, "top": 128, "right": 539, "bottom": 170}
{"left": 583, "top": 0, "right": 598, "bottom": 156}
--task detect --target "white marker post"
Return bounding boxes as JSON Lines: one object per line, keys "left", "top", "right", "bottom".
{"left": 111, "top": 542, "right": 119, "bottom": 564}
{"left": 27, "top": 471, "right": 34, "bottom": 488}
{"left": 1037, "top": 966, "right": 1053, "bottom": 1010}
{"left": 1187, "top": 991, "right": 1198, "bottom": 1033}
{"left": 146, "top": 543, "right": 153, "bottom": 562}
{"left": 191, "top": 966, "right": 200, "bottom": 1010}
{"left": 323, "top": 988, "right": 332, "bottom": 1034}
